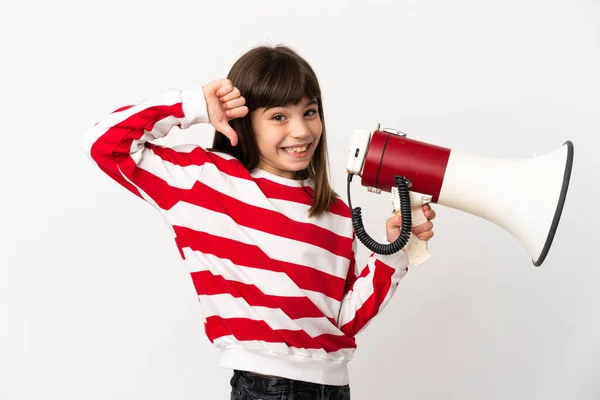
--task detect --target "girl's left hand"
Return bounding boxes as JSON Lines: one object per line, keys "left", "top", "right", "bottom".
{"left": 385, "top": 204, "right": 436, "bottom": 243}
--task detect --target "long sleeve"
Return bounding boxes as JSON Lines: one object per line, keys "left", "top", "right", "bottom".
{"left": 337, "top": 234, "right": 409, "bottom": 337}
{"left": 81, "top": 87, "right": 210, "bottom": 212}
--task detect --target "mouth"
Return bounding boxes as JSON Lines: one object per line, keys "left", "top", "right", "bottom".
{"left": 280, "top": 143, "right": 311, "bottom": 153}
{"left": 280, "top": 142, "right": 313, "bottom": 159}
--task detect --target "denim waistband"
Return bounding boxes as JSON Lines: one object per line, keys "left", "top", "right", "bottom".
{"left": 233, "top": 369, "right": 348, "bottom": 392}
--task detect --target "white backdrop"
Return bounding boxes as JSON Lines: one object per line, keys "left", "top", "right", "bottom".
{"left": 1, "top": 1, "right": 598, "bottom": 399}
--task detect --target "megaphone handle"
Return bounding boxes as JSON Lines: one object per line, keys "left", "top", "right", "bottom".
{"left": 392, "top": 189, "right": 433, "bottom": 267}
{"left": 405, "top": 206, "right": 432, "bottom": 267}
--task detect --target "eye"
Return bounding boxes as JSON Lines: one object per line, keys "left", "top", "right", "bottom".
{"left": 272, "top": 114, "right": 286, "bottom": 122}
{"left": 305, "top": 108, "right": 318, "bottom": 117}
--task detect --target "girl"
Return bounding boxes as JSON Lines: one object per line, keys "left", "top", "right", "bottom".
{"left": 81, "top": 44, "right": 436, "bottom": 400}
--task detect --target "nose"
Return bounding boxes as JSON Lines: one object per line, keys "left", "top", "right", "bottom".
{"left": 288, "top": 117, "right": 311, "bottom": 140}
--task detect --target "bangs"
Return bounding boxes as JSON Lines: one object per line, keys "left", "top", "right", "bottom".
{"left": 243, "top": 54, "right": 320, "bottom": 111}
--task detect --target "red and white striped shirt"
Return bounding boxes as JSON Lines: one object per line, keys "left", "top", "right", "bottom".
{"left": 81, "top": 87, "right": 409, "bottom": 385}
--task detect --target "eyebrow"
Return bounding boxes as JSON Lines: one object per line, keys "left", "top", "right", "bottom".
{"left": 264, "top": 98, "right": 318, "bottom": 112}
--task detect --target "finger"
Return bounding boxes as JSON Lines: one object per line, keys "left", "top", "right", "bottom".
{"left": 216, "top": 79, "right": 234, "bottom": 97}
{"left": 416, "top": 231, "right": 434, "bottom": 241}
{"left": 203, "top": 79, "right": 223, "bottom": 94}
{"left": 412, "top": 221, "right": 433, "bottom": 235}
{"left": 422, "top": 204, "right": 436, "bottom": 220}
{"left": 216, "top": 123, "right": 238, "bottom": 146}
{"left": 220, "top": 87, "right": 241, "bottom": 102}
{"left": 223, "top": 96, "right": 246, "bottom": 110}
{"left": 425, "top": 209, "right": 436, "bottom": 220}
{"left": 385, "top": 214, "right": 402, "bottom": 230}
{"left": 225, "top": 106, "right": 249, "bottom": 119}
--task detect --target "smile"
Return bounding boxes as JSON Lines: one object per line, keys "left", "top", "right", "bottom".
{"left": 282, "top": 144, "right": 309, "bottom": 153}
{"left": 280, "top": 143, "right": 312, "bottom": 158}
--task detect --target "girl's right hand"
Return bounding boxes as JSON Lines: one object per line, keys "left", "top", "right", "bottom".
{"left": 202, "top": 79, "right": 248, "bottom": 146}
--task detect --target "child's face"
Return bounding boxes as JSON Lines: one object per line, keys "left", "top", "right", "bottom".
{"left": 250, "top": 97, "right": 322, "bottom": 179}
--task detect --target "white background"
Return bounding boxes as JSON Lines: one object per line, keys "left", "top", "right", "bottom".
{"left": 1, "top": 0, "right": 598, "bottom": 399}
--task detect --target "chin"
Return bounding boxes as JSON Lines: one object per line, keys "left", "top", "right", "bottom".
{"left": 285, "top": 160, "right": 311, "bottom": 172}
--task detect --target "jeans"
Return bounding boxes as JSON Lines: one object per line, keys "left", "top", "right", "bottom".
{"left": 230, "top": 370, "right": 351, "bottom": 400}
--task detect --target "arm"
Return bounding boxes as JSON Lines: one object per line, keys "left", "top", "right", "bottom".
{"left": 81, "top": 87, "right": 210, "bottom": 212}
{"left": 337, "top": 234, "right": 409, "bottom": 337}
{"left": 337, "top": 207, "right": 436, "bottom": 337}
{"left": 81, "top": 80, "right": 247, "bottom": 212}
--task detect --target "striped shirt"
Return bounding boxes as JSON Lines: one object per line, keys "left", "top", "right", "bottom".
{"left": 81, "top": 87, "right": 409, "bottom": 385}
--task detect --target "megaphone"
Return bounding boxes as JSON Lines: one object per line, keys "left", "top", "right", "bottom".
{"left": 346, "top": 126, "right": 574, "bottom": 267}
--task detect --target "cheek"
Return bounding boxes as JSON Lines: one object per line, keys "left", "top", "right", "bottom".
{"left": 255, "top": 138, "right": 270, "bottom": 157}
{"left": 312, "top": 120, "right": 323, "bottom": 138}
{"left": 255, "top": 134, "right": 280, "bottom": 156}
{"left": 312, "top": 123, "right": 323, "bottom": 144}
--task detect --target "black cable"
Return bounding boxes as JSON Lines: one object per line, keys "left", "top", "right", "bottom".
{"left": 347, "top": 174, "right": 412, "bottom": 255}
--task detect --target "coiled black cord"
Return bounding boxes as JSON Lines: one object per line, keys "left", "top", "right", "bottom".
{"left": 347, "top": 174, "right": 412, "bottom": 255}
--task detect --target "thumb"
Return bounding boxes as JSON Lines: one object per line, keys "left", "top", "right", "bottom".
{"left": 218, "top": 123, "right": 238, "bottom": 146}
{"left": 395, "top": 214, "right": 402, "bottom": 226}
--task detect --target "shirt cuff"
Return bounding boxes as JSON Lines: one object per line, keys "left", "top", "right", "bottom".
{"left": 180, "top": 86, "right": 210, "bottom": 128}
{"left": 374, "top": 236, "right": 409, "bottom": 270}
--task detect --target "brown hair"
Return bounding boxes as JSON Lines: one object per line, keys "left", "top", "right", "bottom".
{"left": 210, "top": 45, "right": 338, "bottom": 217}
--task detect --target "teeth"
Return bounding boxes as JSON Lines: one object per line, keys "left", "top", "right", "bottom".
{"left": 284, "top": 145, "right": 309, "bottom": 153}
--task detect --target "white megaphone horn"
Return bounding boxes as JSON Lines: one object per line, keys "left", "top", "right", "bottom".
{"left": 346, "top": 126, "right": 574, "bottom": 268}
